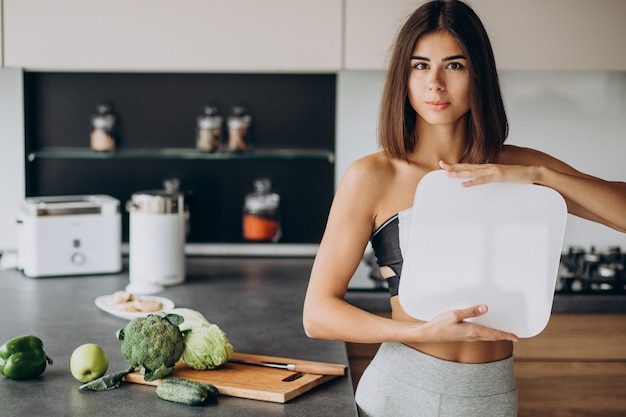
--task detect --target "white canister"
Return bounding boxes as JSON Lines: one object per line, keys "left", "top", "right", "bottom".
{"left": 126, "top": 190, "right": 186, "bottom": 294}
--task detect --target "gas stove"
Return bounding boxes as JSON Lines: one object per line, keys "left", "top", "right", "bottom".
{"left": 557, "top": 246, "right": 625, "bottom": 294}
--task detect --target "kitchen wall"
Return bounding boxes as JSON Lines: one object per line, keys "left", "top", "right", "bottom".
{"left": 0, "top": 68, "right": 24, "bottom": 252}
{"left": 22, "top": 72, "right": 336, "bottom": 245}
{"left": 2, "top": 68, "right": 626, "bottom": 252}
{"left": 336, "top": 70, "right": 626, "bottom": 252}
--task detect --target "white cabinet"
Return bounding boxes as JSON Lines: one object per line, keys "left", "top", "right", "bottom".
{"left": 3, "top": 0, "right": 342, "bottom": 72}
{"left": 344, "top": 0, "right": 626, "bottom": 71}
{"left": 6, "top": 0, "right": 625, "bottom": 72}
{"left": 473, "top": 0, "right": 626, "bottom": 71}
{"left": 0, "top": 69, "right": 25, "bottom": 251}
{"left": 344, "top": 0, "right": 417, "bottom": 70}
{"left": 0, "top": 4, "right": 3, "bottom": 67}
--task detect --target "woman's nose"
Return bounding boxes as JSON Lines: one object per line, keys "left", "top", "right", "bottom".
{"left": 428, "top": 71, "right": 445, "bottom": 91}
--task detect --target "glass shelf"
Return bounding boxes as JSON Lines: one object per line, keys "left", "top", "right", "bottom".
{"left": 27, "top": 147, "right": 335, "bottom": 163}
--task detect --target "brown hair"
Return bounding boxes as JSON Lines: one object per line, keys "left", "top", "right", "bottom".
{"left": 378, "top": 0, "right": 508, "bottom": 163}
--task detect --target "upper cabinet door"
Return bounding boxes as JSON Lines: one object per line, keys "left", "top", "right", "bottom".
{"left": 472, "top": 0, "right": 626, "bottom": 71}
{"left": 344, "top": 0, "right": 626, "bottom": 71}
{"left": 0, "top": 5, "right": 4, "bottom": 67}
{"left": 344, "top": 0, "right": 416, "bottom": 70}
{"left": 4, "top": 0, "right": 342, "bottom": 72}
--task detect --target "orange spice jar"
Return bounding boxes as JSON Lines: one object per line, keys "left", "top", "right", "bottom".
{"left": 243, "top": 178, "right": 281, "bottom": 242}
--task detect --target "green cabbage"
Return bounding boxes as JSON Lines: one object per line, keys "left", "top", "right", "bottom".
{"left": 169, "top": 308, "right": 234, "bottom": 370}
{"left": 170, "top": 308, "right": 210, "bottom": 331}
{"left": 182, "top": 324, "right": 234, "bottom": 370}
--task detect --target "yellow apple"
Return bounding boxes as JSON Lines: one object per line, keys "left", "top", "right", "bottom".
{"left": 70, "top": 343, "right": 109, "bottom": 383}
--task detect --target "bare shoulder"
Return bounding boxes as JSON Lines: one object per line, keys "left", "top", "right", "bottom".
{"left": 332, "top": 152, "right": 398, "bottom": 225}
{"left": 341, "top": 152, "right": 396, "bottom": 190}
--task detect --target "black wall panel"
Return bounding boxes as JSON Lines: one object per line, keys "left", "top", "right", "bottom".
{"left": 24, "top": 72, "right": 336, "bottom": 244}
{"left": 24, "top": 72, "right": 335, "bottom": 150}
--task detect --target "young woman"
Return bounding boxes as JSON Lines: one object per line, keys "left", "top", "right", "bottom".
{"left": 302, "top": 0, "right": 626, "bottom": 415}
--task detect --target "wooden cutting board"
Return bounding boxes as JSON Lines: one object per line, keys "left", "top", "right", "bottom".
{"left": 123, "top": 352, "right": 346, "bottom": 403}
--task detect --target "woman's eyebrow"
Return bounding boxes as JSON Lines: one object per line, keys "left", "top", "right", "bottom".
{"left": 442, "top": 55, "right": 467, "bottom": 62}
{"left": 410, "top": 55, "right": 467, "bottom": 62}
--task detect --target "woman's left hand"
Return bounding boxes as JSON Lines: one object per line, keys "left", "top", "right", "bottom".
{"left": 440, "top": 148, "right": 626, "bottom": 233}
{"left": 439, "top": 160, "right": 537, "bottom": 187}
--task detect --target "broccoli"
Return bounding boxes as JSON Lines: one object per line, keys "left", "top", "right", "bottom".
{"left": 116, "top": 313, "right": 185, "bottom": 381}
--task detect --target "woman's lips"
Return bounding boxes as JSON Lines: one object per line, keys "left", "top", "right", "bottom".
{"left": 426, "top": 101, "right": 450, "bottom": 111}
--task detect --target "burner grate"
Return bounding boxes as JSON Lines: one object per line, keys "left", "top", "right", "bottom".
{"left": 558, "top": 246, "right": 625, "bottom": 294}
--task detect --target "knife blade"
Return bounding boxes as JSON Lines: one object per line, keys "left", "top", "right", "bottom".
{"left": 228, "top": 358, "right": 346, "bottom": 376}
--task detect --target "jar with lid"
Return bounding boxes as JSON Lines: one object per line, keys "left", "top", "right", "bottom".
{"left": 243, "top": 178, "right": 281, "bottom": 242}
{"left": 196, "top": 104, "right": 223, "bottom": 152}
{"left": 227, "top": 105, "right": 252, "bottom": 152}
{"left": 90, "top": 104, "right": 116, "bottom": 152}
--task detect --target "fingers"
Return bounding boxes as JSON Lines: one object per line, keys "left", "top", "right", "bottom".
{"left": 473, "top": 324, "right": 519, "bottom": 342}
{"left": 439, "top": 160, "right": 534, "bottom": 185}
{"left": 470, "top": 318, "right": 519, "bottom": 342}
{"left": 440, "top": 163, "right": 504, "bottom": 187}
{"left": 460, "top": 305, "right": 519, "bottom": 342}
{"left": 438, "top": 160, "right": 483, "bottom": 186}
{"left": 439, "top": 160, "right": 472, "bottom": 173}
{"left": 455, "top": 304, "right": 488, "bottom": 320}
{"left": 435, "top": 304, "right": 519, "bottom": 343}
{"left": 433, "top": 304, "right": 488, "bottom": 323}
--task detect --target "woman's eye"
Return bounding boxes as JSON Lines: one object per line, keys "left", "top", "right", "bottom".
{"left": 447, "top": 62, "right": 465, "bottom": 70}
{"left": 412, "top": 62, "right": 429, "bottom": 70}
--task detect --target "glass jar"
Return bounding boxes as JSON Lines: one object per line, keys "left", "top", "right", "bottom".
{"left": 196, "top": 104, "right": 223, "bottom": 152}
{"left": 227, "top": 105, "right": 252, "bottom": 153}
{"left": 243, "top": 178, "right": 281, "bottom": 242}
{"left": 90, "top": 104, "right": 116, "bottom": 152}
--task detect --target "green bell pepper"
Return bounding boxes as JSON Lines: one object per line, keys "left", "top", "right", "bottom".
{"left": 0, "top": 335, "right": 54, "bottom": 379}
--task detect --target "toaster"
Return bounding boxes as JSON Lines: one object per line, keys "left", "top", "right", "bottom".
{"left": 17, "top": 195, "right": 122, "bottom": 277}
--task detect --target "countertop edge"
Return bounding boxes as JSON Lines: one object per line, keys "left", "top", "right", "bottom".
{"left": 345, "top": 291, "right": 626, "bottom": 314}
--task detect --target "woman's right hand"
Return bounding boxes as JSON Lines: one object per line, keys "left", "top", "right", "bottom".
{"left": 421, "top": 304, "right": 519, "bottom": 343}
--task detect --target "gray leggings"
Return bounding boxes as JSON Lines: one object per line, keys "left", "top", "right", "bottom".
{"left": 355, "top": 342, "right": 517, "bottom": 417}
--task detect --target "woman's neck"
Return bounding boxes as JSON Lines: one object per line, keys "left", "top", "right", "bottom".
{"left": 409, "top": 117, "right": 468, "bottom": 168}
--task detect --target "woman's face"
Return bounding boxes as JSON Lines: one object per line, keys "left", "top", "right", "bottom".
{"left": 408, "top": 31, "right": 471, "bottom": 128}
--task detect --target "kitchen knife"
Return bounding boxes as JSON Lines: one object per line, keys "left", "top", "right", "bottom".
{"left": 228, "top": 358, "right": 346, "bottom": 376}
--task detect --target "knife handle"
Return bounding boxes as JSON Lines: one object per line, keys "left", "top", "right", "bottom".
{"left": 293, "top": 362, "right": 346, "bottom": 376}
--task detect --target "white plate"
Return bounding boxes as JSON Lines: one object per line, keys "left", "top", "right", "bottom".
{"left": 95, "top": 294, "right": 175, "bottom": 320}
{"left": 398, "top": 170, "right": 567, "bottom": 338}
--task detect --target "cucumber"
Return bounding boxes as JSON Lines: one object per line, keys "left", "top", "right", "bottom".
{"left": 202, "top": 381, "right": 220, "bottom": 399}
{"left": 156, "top": 377, "right": 219, "bottom": 406}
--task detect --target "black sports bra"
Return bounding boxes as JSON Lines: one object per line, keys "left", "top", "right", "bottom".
{"left": 370, "top": 214, "right": 403, "bottom": 296}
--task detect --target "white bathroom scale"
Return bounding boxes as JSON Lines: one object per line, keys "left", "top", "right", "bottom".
{"left": 398, "top": 170, "right": 567, "bottom": 338}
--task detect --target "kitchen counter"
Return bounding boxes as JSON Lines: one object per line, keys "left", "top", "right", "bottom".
{"left": 345, "top": 249, "right": 626, "bottom": 314}
{"left": 0, "top": 257, "right": 358, "bottom": 417}
{"left": 345, "top": 287, "right": 626, "bottom": 314}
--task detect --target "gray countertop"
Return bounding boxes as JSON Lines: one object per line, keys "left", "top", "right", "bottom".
{"left": 0, "top": 257, "right": 358, "bottom": 417}
{"left": 2, "top": 255, "right": 623, "bottom": 417}
{"left": 345, "top": 288, "right": 626, "bottom": 314}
